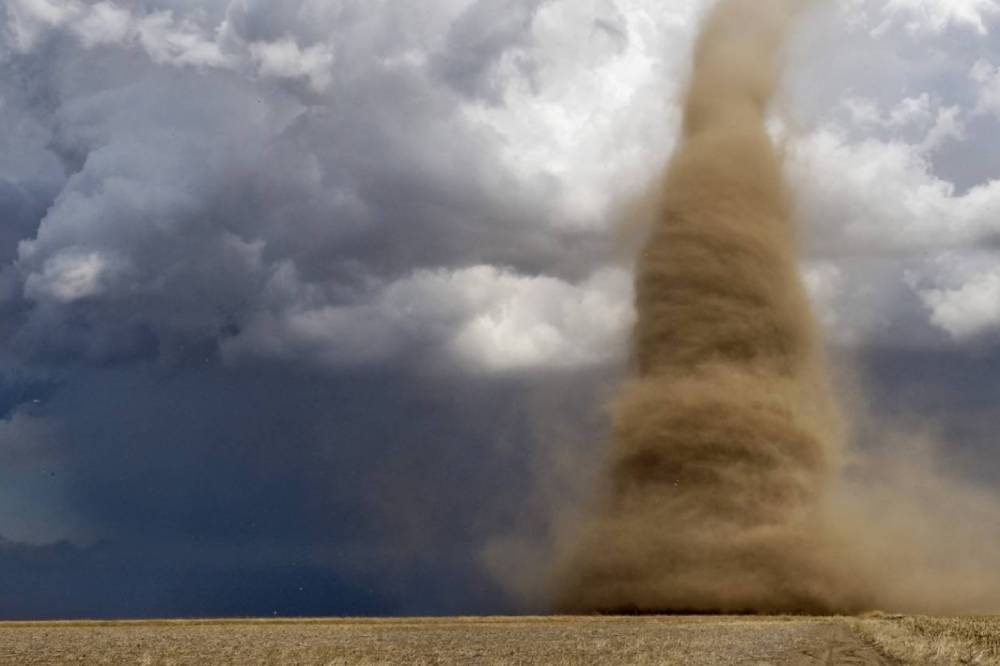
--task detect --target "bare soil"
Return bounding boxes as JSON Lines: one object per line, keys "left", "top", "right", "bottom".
{"left": 0, "top": 615, "right": 897, "bottom": 665}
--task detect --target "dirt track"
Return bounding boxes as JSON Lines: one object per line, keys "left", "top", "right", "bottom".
{"left": 0, "top": 616, "right": 895, "bottom": 665}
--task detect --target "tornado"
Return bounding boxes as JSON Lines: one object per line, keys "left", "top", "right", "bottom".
{"left": 556, "top": 0, "right": 869, "bottom": 614}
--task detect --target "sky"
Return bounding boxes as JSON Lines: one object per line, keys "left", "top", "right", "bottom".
{"left": 2, "top": 0, "right": 1000, "bottom": 618}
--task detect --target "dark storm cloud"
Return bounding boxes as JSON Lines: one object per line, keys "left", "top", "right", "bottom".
{"left": 1, "top": 0, "right": 613, "bottom": 370}
{"left": 433, "top": 0, "right": 547, "bottom": 102}
{"left": 0, "top": 536, "right": 392, "bottom": 619}
{"left": 856, "top": 345, "right": 1000, "bottom": 483}
{"left": 0, "top": 361, "right": 609, "bottom": 617}
{"left": 0, "top": 181, "right": 51, "bottom": 264}
{"left": 3, "top": 0, "right": 1000, "bottom": 619}
{"left": 0, "top": 0, "right": 629, "bottom": 616}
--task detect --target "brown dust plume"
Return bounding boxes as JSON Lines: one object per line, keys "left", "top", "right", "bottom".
{"left": 554, "top": 0, "right": 871, "bottom": 614}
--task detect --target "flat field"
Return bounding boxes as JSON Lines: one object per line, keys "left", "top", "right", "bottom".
{"left": 1, "top": 614, "right": 997, "bottom": 665}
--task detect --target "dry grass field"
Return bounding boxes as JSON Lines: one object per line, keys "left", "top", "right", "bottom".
{"left": 853, "top": 613, "right": 1000, "bottom": 665}
{"left": 0, "top": 615, "right": 907, "bottom": 665}
{"left": 2, "top": 614, "right": 999, "bottom": 664}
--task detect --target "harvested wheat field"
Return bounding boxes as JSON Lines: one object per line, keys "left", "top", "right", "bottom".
{"left": 853, "top": 614, "right": 1000, "bottom": 665}
{"left": 5, "top": 614, "right": 1000, "bottom": 664}
{"left": 0, "top": 615, "right": 906, "bottom": 665}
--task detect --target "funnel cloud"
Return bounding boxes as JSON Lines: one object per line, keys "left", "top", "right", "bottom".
{"left": 556, "top": 0, "right": 871, "bottom": 614}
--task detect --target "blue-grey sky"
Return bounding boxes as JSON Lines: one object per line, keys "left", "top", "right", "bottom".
{"left": 2, "top": 0, "right": 1000, "bottom": 618}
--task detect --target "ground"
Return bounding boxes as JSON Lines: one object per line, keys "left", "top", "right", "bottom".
{"left": 0, "top": 614, "right": 996, "bottom": 664}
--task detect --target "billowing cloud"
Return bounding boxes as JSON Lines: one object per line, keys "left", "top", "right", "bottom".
{"left": 855, "top": 0, "right": 1000, "bottom": 35}
{"left": 223, "top": 265, "right": 631, "bottom": 371}
{"left": 2, "top": 0, "right": 692, "bottom": 373}
{"left": 913, "top": 252, "right": 1000, "bottom": 339}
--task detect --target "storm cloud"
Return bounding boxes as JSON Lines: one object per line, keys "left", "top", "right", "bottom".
{"left": 2, "top": 0, "right": 1000, "bottom": 617}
